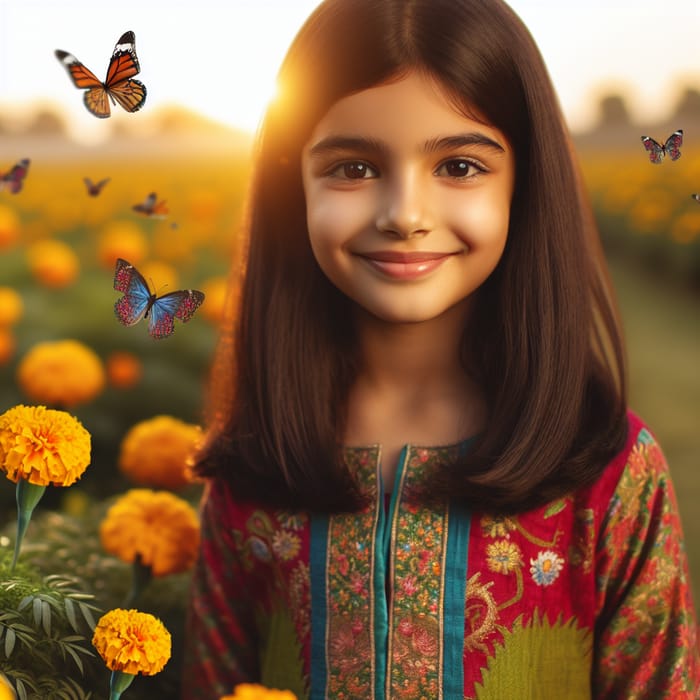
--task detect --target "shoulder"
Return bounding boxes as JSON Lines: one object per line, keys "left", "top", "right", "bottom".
{"left": 578, "top": 409, "right": 668, "bottom": 512}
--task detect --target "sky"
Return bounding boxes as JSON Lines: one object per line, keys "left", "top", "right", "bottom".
{"left": 0, "top": 0, "right": 699, "bottom": 142}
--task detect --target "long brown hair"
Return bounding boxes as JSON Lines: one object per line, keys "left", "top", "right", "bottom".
{"left": 196, "top": 0, "right": 628, "bottom": 513}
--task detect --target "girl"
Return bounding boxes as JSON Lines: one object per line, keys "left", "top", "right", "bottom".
{"left": 185, "top": 0, "right": 699, "bottom": 698}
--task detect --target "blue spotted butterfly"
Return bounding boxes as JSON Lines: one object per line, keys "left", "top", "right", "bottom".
{"left": 113, "top": 258, "right": 204, "bottom": 339}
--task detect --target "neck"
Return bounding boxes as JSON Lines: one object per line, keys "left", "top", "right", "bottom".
{"left": 352, "top": 298, "right": 474, "bottom": 399}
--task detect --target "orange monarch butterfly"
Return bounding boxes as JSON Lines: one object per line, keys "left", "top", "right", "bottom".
{"left": 55, "top": 31, "right": 146, "bottom": 119}
{"left": 132, "top": 192, "right": 168, "bottom": 218}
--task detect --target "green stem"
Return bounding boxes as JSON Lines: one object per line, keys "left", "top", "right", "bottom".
{"left": 12, "top": 480, "right": 47, "bottom": 570}
{"left": 109, "top": 669, "right": 135, "bottom": 700}
{"left": 124, "top": 553, "right": 153, "bottom": 607}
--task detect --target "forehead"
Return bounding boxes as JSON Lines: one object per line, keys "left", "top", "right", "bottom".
{"left": 305, "top": 70, "right": 506, "bottom": 149}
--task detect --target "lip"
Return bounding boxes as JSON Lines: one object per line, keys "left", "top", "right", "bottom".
{"left": 357, "top": 250, "right": 457, "bottom": 280}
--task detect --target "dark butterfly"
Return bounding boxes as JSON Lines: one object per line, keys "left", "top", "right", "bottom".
{"left": 132, "top": 192, "right": 168, "bottom": 218}
{"left": 692, "top": 194, "right": 699, "bottom": 203}
{"left": 55, "top": 31, "right": 146, "bottom": 119}
{"left": 113, "top": 258, "right": 205, "bottom": 339}
{"left": 0, "top": 158, "right": 30, "bottom": 194}
{"left": 640, "top": 129, "right": 683, "bottom": 164}
{"left": 84, "top": 177, "right": 110, "bottom": 196}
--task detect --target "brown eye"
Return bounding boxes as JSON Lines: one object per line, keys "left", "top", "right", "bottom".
{"left": 436, "top": 159, "right": 485, "bottom": 178}
{"left": 342, "top": 162, "right": 371, "bottom": 179}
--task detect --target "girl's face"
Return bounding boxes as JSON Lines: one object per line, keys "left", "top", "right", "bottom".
{"left": 301, "top": 71, "right": 515, "bottom": 325}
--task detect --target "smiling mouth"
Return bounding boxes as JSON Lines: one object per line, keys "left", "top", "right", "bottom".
{"left": 357, "top": 251, "right": 458, "bottom": 279}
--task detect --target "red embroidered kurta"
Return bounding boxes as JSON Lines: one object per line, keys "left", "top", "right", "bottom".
{"left": 184, "top": 413, "right": 699, "bottom": 699}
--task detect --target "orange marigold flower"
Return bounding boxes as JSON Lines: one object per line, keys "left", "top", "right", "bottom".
{"left": 0, "top": 676, "right": 14, "bottom": 700}
{"left": 106, "top": 351, "right": 143, "bottom": 389}
{"left": 99, "top": 489, "right": 200, "bottom": 576}
{"left": 118, "top": 415, "right": 202, "bottom": 490}
{"left": 92, "top": 608, "right": 171, "bottom": 676}
{"left": 0, "top": 287, "right": 23, "bottom": 326}
{"left": 200, "top": 276, "right": 229, "bottom": 325}
{"left": 26, "top": 239, "right": 80, "bottom": 288}
{"left": 136, "top": 260, "right": 179, "bottom": 293}
{"left": 0, "top": 204, "right": 20, "bottom": 251}
{"left": 221, "top": 684, "right": 298, "bottom": 700}
{"left": 0, "top": 405, "right": 91, "bottom": 487}
{"left": 17, "top": 339, "right": 106, "bottom": 407}
{"left": 98, "top": 221, "right": 147, "bottom": 269}
{"left": 0, "top": 328, "right": 15, "bottom": 366}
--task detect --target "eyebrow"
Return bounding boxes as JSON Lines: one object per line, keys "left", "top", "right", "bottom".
{"left": 307, "top": 132, "right": 506, "bottom": 158}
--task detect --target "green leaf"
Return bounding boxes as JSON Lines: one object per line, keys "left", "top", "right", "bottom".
{"left": 77, "top": 602, "right": 96, "bottom": 630}
{"left": 62, "top": 644, "right": 85, "bottom": 675}
{"left": 64, "top": 598, "right": 79, "bottom": 632}
{"left": 32, "top": 597, "right": 42, "bottom": 627}
{"left": 16, "top": 679, "right": 27, "bottom": 700}
{"left": 17, "top": 596, "right": 32, "bottom": 612}
{"left": 41, "top": 599, "right": 51, "bottom": 636}
{"left": 543, "top": 499, "right": 567, "bottom": 519}
{"left": 4, "top": 627, "right": 16, "bottom": 657}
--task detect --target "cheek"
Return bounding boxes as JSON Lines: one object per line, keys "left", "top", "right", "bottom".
{"left": 446, "top": 189, "right": 511, "bottom": 249}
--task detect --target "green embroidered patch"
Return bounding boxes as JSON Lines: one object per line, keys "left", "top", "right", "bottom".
{"left": 474, "top": 612, "right": 591, "bottom": 699}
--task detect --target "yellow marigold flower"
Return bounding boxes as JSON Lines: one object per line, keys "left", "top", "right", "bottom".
{"left": 0, "top": 675, "right": 14, "bottom": 700}
{"left": 0, "top": 287, "right": 23, "bottom": 326}
{"left": 92, "top": 608, "right": 171, "bottom": 676}
{"left": 100, "top": 489, "right": 200, "bottom": 576}
{"left": 98, "top": 221, "right": 147, "bottom": 269}
{"left": 17, "top": 339, "right": 106, "bottom": 407}
{"left": 106, "top": 351, "right": 143, "bottom": 389}
{"left": 221, "top": 684, "right": 297, "bottom": 700}
{"left": 0, "top": 204, "right": 20, "bottom": 251}
{"left": 26, "top": 239, "right": 80, "bottom": 288}
{"left": 119, "top": 415, "right": 202, "bottom": 490}
{"left": 0, "top": 328, "right": 15, "bottom": 366}
{"left": 0, "top": 405, "right": 91, "bottom": 486}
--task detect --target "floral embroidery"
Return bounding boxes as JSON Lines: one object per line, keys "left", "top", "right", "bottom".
{"left": 529, "top": 550, "right": 565, "bottom": 586}
{"left": 387, "top": 446, "right": 455, "bottom": 699}
{"left": 248, "top": 535, "right": 272, "bottom": 562}
{"left": 486, "top": 540, "right": 523, "bottom": 574}
{"left": 325, "top": 447, "right": 378, "bottom": 699}
{"left": 465, "top": 573, "right": 498, "bottom": 653}
{"left": 272, "top": 530, "right": 301, "bottom": 560}
{"left": 480, "top": 514, "right": 517, "bottom": 538}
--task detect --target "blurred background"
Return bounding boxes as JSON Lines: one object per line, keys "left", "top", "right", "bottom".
{"left": 1, "top": 0, "right": 699, "bottom": 612}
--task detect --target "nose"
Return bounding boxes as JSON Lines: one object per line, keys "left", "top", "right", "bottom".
{"left": 375, "top": 170, "right": 433, "bottom": 239}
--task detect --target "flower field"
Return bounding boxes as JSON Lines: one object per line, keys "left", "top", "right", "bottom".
{"left": 577, "top": 141, "right": 700, "bottom": 287}
{"left": 0, "top": 139, "right": 252, "bottom": 699}
{"left": 1, "top": 129, "right": 698, "bottom": 697}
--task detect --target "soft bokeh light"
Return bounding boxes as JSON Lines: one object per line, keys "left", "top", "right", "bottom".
{"left": 0, "top": 0, "right": 698, "bottom": 140}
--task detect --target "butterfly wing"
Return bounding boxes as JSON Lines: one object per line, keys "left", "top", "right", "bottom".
{"left": 113, "top": 258, "right": 154, "bottom": 327}
{"left": 0, "top": 158, "right": 30, "bottom": 194}
{"left": 104, "top": 31, "right": 147, "bottom": 114}
{"left": 641, "top": 136, "right": 664, "bottom": 164}
{"left": 84, "top": 177, "right": 110, "bottom": 196}
{"left": 148, "top": 290, "right": 205, "bottom": 339}
{"left": 133, "top": 192, "right": 157, "bottom": 215}
{"left": 55, "top": 31, "right": 145, "bottom": 117}
{"left": 55, "top": 49, "right": 111, "bottom": 118}
{"left": 663, "top": 130, "right": 683, "bottom": 161}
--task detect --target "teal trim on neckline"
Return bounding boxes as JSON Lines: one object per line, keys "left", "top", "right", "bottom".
{"left": 374, "top": 445, "right": 407, "bottom": 700}
{"left": 309, "top": 513, "right": 329, "bottom": 700}
{"left": 443, "top": 501, "right": 471, "bottom": 697}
